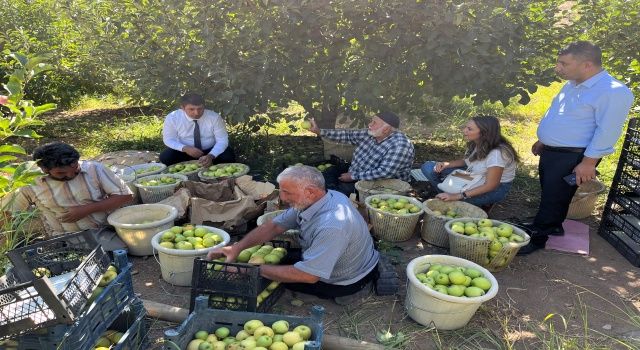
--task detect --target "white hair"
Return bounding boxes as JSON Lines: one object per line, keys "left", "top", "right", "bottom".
{"left": 277, "top": 165, "right": 325, "bottom": 190}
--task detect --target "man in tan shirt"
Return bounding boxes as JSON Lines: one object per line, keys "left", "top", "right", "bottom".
{"left": 3, "top": 142, "right": 133, "bottom": 250}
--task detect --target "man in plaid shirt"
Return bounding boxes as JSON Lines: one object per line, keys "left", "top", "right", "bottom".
{"left": 308, "top": 112, "right": 415, "bottom": 194}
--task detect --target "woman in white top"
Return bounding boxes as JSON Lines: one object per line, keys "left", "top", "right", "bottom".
{"left": 420, "top": 115, "right": 519, "bottom": 207}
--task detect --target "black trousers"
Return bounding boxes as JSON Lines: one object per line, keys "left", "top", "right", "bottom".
{"left": 531, "top": 148, "right": 583, "bottom": 245}
{"left": 159, "top": 146, "right": 236, "bottom": 166}
{"left": 285, "top": 267, "right": 377, "bottom": 299}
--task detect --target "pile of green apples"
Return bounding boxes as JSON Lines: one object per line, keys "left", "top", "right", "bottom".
{"left": 201, "top": 164, "right": 246, "bottom": 178}
{"left": 137, "top": 176, "right": 178, "bottom": 186}
{"left": 315, "top": 163, "right": 333, "bottom": 172}
{"left": 208, "top": 281, "right": 281, "bottom": 310}
{"left": 32, "top": 267, "right": 52, "bottom": 278}
{"left": 368, "top": 196, "right": 422, "bottom": 215}
{"left": 167, "top": 162, "right": 201, "bottom": 174}
{"left": 450, "top": 219, "right": 524, "bottom": 265}
{"left": 159, "top": 224, "right": 224, "bottom": 250}
{"left": 237, "top": 244, "right": 288, "bottom": 265}
{"left": 431, "top": 207, "right": 460, "bottom": 218}
{"left": 415, "top": 263, "right": 492, "bottom": 297}
{"left": 88, "top": 264, "right": 119, "bottom": 303}
{"left": 93, "top": 329, "right": 125, "bottom": 350}
{"left": 185, "top": 318, "right": 314, "bottom": 350}
{"left": 134, "top": 165, "right": 162, "bottom": 176}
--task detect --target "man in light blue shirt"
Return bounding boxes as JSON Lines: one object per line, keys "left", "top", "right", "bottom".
{"left": 208, "top": 165, "right": 380, "bottom": 303}
{"left": 519, "top": 41, "right": 634, "bottom": 255}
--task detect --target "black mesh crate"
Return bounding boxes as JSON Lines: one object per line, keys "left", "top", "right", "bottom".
{"left": 0, "top": 231, "right": 111, "bottom": 340}
{"left": 598, "top": 214, "right": 640, "bottom": 267}
{"left": 189, "top": 241, "right": 296, "bottom": 312}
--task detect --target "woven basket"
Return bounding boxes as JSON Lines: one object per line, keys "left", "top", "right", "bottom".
{"left": 322, "top": 138, "right": 355, "bottom": 162}
{"left": 355, "top": 179, "right": 412, "bottom": 200}
{"left": 134, "top": 173, "right": 188, "bottom": 203}
{"left": 163, "top": 160, "right": 203, "bottom": 181}
{"left": 567, "top": 179, "right": 606, "bottom": 219}
{"left": 421, "top": 199, "right": 487, "bottom": 248}
{"left": 198, "top": 163, "right": 250, "bottom": 183}
{"left": 365, "top": 194, "right": 424, "bottom": 242}
{"left": 257, "top": 210, "right": 301, "bottom": 248}
{"left": 110, "top": 165, "right": 139, "bottom": 205}
{"left": 444, "top": 218, "right": 530, "bottom": 272}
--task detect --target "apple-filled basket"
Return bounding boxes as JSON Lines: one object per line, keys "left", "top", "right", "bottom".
{"left": 364, "top": 194, "right": 425, "bottom": 242}
{"left": 162, "top": 160, "right": 203, "bottom": 181}
{"left": 444, "top": 218, "right": 530, "bottom": 272}
{"left": 198, "top": 163, "right": 250, "bottom": 183}
{"left": 134, "top": 173, "right": 188, "bottom": 203}
{"left": 421, "top": 199, "right": 488, "bottom": 248}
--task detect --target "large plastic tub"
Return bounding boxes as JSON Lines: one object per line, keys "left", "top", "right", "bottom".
{"left": 405, "top": 255, "right": 498, "bottom": 330}
{"left": 164, "top": 296, "right": 324, "bottom": 350}
{"left": 150, "top": 226, "right": 231, "bottom": 286}
{"left": 107, "top": 203, "right": 178, "bottom": 256}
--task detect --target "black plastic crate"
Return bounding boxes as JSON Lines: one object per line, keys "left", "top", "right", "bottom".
{"left": 598, "top": 215, "right": 640, "bottom": 267}
{"left": 165, "top": 296, "right": 324, "bottom": 350}
{"left": 189, "top": 241, "right": 295, "bottom": 312}
{"left": 13, "top": 250, "right": 137, "bottom": 350}
{"left": 7, "top": 230, "right": 100, "bottom": 282}
{"left": 110, "top": 300, "right": 148, "bottom": 350}
{"left": 1, "top": 241, "right": 111, "bottom": 340}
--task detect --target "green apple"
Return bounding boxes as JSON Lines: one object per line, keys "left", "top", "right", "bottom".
{"left": 269, "top": 342, "right": 288, "bottom": 350}
{"left": 439, "top": 265, "right": 455, "bottom": 274}
{"left": 477, "top": 219, "right": 493, "bottom": 227}
{"left": 292, "top": 342, "right": 307, "bottom": 350}
{"left": 186, "top": 339, "right": 204, "bottom": 350}
{"left": 235, "top": 330, "right": 250, "bottom": 341}
{"left": 447, "top": 284, "right": 466, "bottom": 297}
{"left": 471, "top": 277, "right": 492, "bottom": 291}
{"left": 464, "top": 225, "right": 478, "bottom": 235}
{"left": 170, "top": 226, "right": 183, "bottom": 234}
{"left": 496, "top": 223, "right": 513, "bottom": 237}
{"left": 464, "top": 286, "right": 486, "bottom": 297}
{"left": 214, "top": 327, "right": 230, "bottom": 339}
{"left": 160, "top": 241, "right": 174, "bottom": 249}
{"left": 271, "top": 320, "right": 289, "bottom": 334}
{"left": 434, "top": 273, "right": 450, "bottom": 285}
{"left": 451, "top": 224, "right": 465, "bottom": 234}
{"left": 195, "top": 331, "right": 209, "bottom": 341}
{"left": 244, "top": 320, "right": 264, "bottom": 335}
{"left": 433, "top": 285, "right": 448, "bottom": 295}
{"left": 255, "top": 335, "right": 273, "bottom": 347}
{"left": 239, "top": 338, "right": 257, "bottom": 349}
{"left": 198, "top": 342, "right": 213, "bottom": 350}
{"left": 510, "top": 234, "right": 524, "bottom": 243}
{"left": 161, "top": 231, "right": 176, "bottom": 241}
{"left": 448, "top": 271, "right": 466, "bottom": 285}
{"left": 282, "top": 332, "right": 303, "bottom": 347}
{"left": 254, "top": 326, "right": 275, "bottom": 338}
{"left": 98, "top": 270, "right": 118, "bottom": 287}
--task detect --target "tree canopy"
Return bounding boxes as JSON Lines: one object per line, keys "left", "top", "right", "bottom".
{"left": 1, "top": 0, "right": 637, "bottom": 126}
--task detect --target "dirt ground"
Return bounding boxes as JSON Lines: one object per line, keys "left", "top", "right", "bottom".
{"left": 132, "top": 192, "right": 640, "bottom": 350}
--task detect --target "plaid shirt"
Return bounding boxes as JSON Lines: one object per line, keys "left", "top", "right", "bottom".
{"left": 321, "top": 129, "right": 414, "bottom": 181}
{"left": 2, "top": 161, "right": 132, "bottom": 235}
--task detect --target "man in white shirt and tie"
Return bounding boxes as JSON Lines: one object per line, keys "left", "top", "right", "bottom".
{"left": 160, "top": 93, "right": 236, "bottom": 167}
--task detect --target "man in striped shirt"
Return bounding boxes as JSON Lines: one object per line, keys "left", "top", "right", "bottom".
{"left": 2, "top": 142, "right": 133, "bottom": 250}
{"left": 308, "top": 112, "right": 415, "bottom": 194}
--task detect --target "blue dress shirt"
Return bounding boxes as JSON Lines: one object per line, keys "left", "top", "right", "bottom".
{"left": 537, "top": 70, "right": 634, "bottom": 158}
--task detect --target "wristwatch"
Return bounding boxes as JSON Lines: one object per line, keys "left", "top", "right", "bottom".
{"left": 461, "top": 191, "right": 469, "bottom": 199}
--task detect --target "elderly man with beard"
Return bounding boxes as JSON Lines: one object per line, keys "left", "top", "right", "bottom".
{"left": 307, "top": 111, "right": 415, "bottom": 195}
{"left": 208, "top": 165, "right": 380, "bottom": 305}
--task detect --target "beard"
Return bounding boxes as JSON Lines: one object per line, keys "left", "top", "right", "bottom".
{"left": 368, "top": 128, "right": 384, "bottom": 137}
{"left": 290, "top": 197, "right": 314, "bottom": 211}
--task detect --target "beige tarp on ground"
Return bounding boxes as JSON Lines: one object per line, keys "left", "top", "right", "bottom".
{"left": 91, "top": 150, "right": 159, "bottom": 167}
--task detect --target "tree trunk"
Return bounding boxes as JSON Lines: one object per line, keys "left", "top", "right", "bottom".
{"left": 318, "top": 103, "right": 338, "bottom": 129}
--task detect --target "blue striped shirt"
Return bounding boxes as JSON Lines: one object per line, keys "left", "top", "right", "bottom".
{"left": 537, "top": 70, "right": 634, "bottom": 158}
{"left": 320, "top": 129, "right": 415, "bottom": 181}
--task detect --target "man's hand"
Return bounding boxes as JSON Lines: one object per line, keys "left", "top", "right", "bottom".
{"left": 183, "top": 146, "right": 204, "bottom": 158}
{"left": 60, "top": 206, "right": 90, "bottom": 222}
{"left": 531, "top": 140, "right": 544, "bottom": 156}
{"left": 198, "top": 154, "right": 214, "bottom": 167}
{"left": 308, "top": 119, "right": 321, "bottom": 136}
{"left": 338, "top": 172, "right": 354, "bottom": 182}
{"left": 436, "top": 193, "right": 462, "bottom": 202}
{"left": 207, "top": 245, "right": 239, "bottom": 262}
{"left": 573, "top": 159, "right": 598, "bottom": 186}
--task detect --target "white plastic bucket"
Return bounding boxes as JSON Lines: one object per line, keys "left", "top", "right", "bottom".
{"left": 151, "top": 226, "right": 231, "bottom": 286}
{"left": 107, "top": 204, "right": 178, "bottom": 256}
{"left": 405, "top": 255, "right": 499, "bottom": 330}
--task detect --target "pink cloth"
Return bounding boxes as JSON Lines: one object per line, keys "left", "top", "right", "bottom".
{"left": 545, "top": 219, "right": 590, "bottom": 255}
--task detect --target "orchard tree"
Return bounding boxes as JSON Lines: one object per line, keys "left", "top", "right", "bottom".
{"left": 71, "top": 0, "right": 576, "bottom": 127}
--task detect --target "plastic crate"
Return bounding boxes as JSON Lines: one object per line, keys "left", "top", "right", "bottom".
{"left": 14, "top": 250, "right": 138, "bottom": 350}
{"left": 598, "top": 214, "right": 640, "bottom": 267}
{"left": 189, "top": 241, "right": 293, "bottom": 312}
{"left": 1, "top": 231, "right": 111, "bottom": 340}
{"left": 308, "top": 155, "right": 350, "bottom": 190}
{"left": 111, "top": 299, "right": 148, "bottom": 350}
{"left": 165, "top": 296, "right": 324, "bottom": 350}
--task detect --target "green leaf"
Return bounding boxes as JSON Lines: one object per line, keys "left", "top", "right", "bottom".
{"left": 3, "top": 78, "right": 22, "bottom": 96}
{"left": 12, "top": 129, "right": 41, "bottom": 138}
{"left": 33, "top": 103, "right": 57, "bottom": 116}
{"left": 0, "top": 155, "right": 18, "bottom": 163}
{"left": 9, "top": 52, "right": 28, "bottom": 67}
{"left": 0, "top": 145, "right": 26, "bottom": 154}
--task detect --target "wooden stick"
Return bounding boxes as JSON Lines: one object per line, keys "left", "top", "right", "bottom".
{"left": 141, "top": 299, "right": 385, "bottom": 350}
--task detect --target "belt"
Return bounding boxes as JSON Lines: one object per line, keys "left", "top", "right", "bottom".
{"left": 543, "top": 145, "right": 585, "bottom": 153}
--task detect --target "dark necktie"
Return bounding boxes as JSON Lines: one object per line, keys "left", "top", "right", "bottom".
{"left": 193, "top": 120, "right": 202, "bottom": 150}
